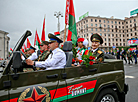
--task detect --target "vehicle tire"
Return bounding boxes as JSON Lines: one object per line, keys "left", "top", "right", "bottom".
{"left": 95, "top": 88, "right": 119, "bottom": 102}
{"left": 104, "top": 54, "right": 115, "bottom": 59}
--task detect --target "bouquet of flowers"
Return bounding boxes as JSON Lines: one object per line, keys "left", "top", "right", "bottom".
{"left": 81, "top": 52, "right": 95, "bottom": 67}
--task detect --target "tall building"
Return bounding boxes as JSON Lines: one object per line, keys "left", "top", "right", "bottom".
{"left": 0, "top": 30, "right": 10, "bottom": 59}
{"left": 60, "top": 15, "right": 138, "bottom": 50}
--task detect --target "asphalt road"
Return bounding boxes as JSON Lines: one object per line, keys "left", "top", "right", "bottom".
{"left": 124, "top": 60, "right": 138, "bottom": 102}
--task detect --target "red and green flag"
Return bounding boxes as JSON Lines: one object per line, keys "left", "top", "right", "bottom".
{"left": 24, "top": 44, "right": 27, "bottom": 51}
{"left": 41, "top": 16, "right": 45, "bottom": 41}
{"left": 21, "top": 47, "right": 24, "bottom": 53}
{"left": 54, "top": 31, "right": 60, "bottom": 37}
{"left": 10, "top": 48, "right": 13, "bottom": 52}
{"left": 67, "top": 0, "right": 77, "bottom": 45}
{"left": 34, "top": 30, "right": 41, "bottom": 50}
{"left": 27, "top": 38, "right": 31, "bottom": 48}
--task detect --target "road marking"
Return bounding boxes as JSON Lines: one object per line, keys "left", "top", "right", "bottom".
{"left": 125, "top": 75, "right": 135, "bottom": 78}
{"left": 129, "top": 66, "right": 133, "bottom": 67}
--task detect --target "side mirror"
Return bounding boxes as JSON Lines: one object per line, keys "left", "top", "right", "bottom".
{"left": 13, "top": 51, "right": 22, "bottom": 69}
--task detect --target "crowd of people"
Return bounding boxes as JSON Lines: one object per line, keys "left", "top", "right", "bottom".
{"left": 104, "top": 47, "right": 138, "bottom": 64}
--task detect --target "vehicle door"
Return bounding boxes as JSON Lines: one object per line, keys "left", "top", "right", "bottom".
{"left": 64, "top": 64, "right": 98, "bottom": 102}
{"left": 7, "top": 68, "right": 65, "bottom": 102}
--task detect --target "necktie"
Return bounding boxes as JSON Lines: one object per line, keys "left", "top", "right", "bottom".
{"left": 50, "top": 52, "right": 53, "bottom": 59}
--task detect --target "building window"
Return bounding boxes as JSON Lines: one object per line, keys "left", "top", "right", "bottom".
{"left": 126, "top": 22, "right": 128, "bottom": 24}
{"left": 95, "top": 24, "right": 97, "bottom": 27}
{"left": 84, "top": 35, "right": 85, "bottom": 37}
{"left": 107, "top": 21, "right": 109, "bottom": 23}
{"left": 123, "top": 30, "right": 124, "bottom": 33}
{"left": 91, "top": 28, "right": 93, "bottom": 31}
{"left": 127, "top": 30, "right": 128, "bottom": 32}
{"left": 124, "top": 43, "right": 125, "bottom": 46}
{"left": 99, "top": 20, "right": 101, "bottom": 22}
{"left": 91, "top": 23, "right": 93, "bottom": 26}
{"left": 113, "top": 43, "right": 114, "bottom": 45}
{"left": 119, "top": 30, "right": 121, "bottom": 32}
{"left": 116, "top": 34, "right": 118, "bottom": 37}
{"left": 104, "top": 20, "right": 105, "bottom": 23}
{"left": 123, "top": 35, "right": 124, "bottom": 37}
{"left": 130, "top": 20, "right": 132, "bottom": 23}
{"left": 120, "top": 39, "right": 121, "bottom": 41}
{"left": 105, "top": 43, "right": 106, "bottom": 45}
{"left": 108, "top": 34, "right": 110, "bottom": 36}
{"left": 84, "top": 21, "right": 85, "bottom": 24}
{"left": 104, "top": 29, "right": 106, "bottom": 32}
{"left": 96, "top": 28, "right": 97, "bottom": 31}
{"left": 131, "top": 33, "right": 132, "bottom": 36}
{"left": 126, "top": 26, "right": 128, "bottom": 28}
{"left": 84, "top": 30, "right": 85, "bottom": 33}
{"left": 122, "top": 26, "right": 124, "bottom": 28}
{"left": 91, "top": 33, "right": 93, "bottom": 35}
{"left": 119, "top": 26, "right": 121, "bottom": 28}
{"left": 108, "top": 29, "right": 110, "bottom": 32}
{"left": 120, "top": 43, "right": 122, "bottom": 46}
{"left": 105, "top": 38, "right": 106, "bottom": 41}
{"left": 104, "top": 25, "right": 106, "bottom": 27}
{"left": 112, "top": 39, "right": 114, "bottom": 41}
{"left": 84, "top": 25, "right": 85, "bottom": 28}
{"left": 87, "top": 33, "right": 88, "bottom": 36}
{"left": 119, "top": 22, "right": 120, "bottom": 24}
{"left": 91, "top": 19, "right": 93, "bottom": 22}
{"left": 100, "top": 33, "right": 102, "bottom": 36}
{"left": 130, "top": 29, "right": 132, "bottom": 32}
{"left": 109, "top": 38, "right": 110, "bottom": 41}
{"left": 111, "top": 21, "right": 113, "bottom": 23}
{"left": 100, "top": 29, "right": 102, "bottom": 31}
{"left": 86, "top": 24, "right": 88, "bottom": 28}
{"left": 112, "top": 25, "right": 113, "bottom": 28}
{"left": 108, "top": 25, "right": 110, "bottom": 28}
{"left": 115, "top": 21, "right": 117, "bottom": 24}
{"left": 134, "top": 19, "right": 136, "bottom": 22}
{"left": 95, "top": 19, "right": 97, "bottom": 22}
{"left": 135, "top": 32, "right": 137, "bottom": 36}
{"left": 123, "top": 39, "right": 125, "bottom": 41}
{"left": 112, "top": 34, "right": 114, "bottom": 37}
{"left": 120, "top": 34, "right": 121, "bottom": 37}
{"left": 122, "top": 22, "right": 124, "bottom": 24}
{"left": 130, "top": 25, "right": 132, "bottom": 27}
{"left": 86, "top": 20, "right": 88, "bottom": 22}
{"left": 116, "top": 43, "right": 118, "bottom": 46}
{"left": 99, "top": 24, "right": 102, "bottom": 27}
{"left": 104, "top": 34, "right": 106, "bottom": 36}
{"left": 79, "top": 24, "right": 80, "bottom": 26}
{"left": 127, "top": 34, "right": 129, "bottom": 37}
{"left": 112, "top": 30, "right": 114, "bottom": 32}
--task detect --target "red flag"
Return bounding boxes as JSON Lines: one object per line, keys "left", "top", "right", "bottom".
{"left": 65, "top": 0, "right": 70, "bottom": 25}
{"left": 54, "top": 31, "right": 60, "bottom": 35}
{"left": 24, "top": 44, "right": 27, "bottom": 51}
{"left": 10, "top": 48, "right": 13, "bottom": 52}
{"left": 21, "top": 47, "right": 24, "bottom": 53}
{"left": 67, "top": 0, "right": 77, "bottom": 44}
{"left": 27, "top": 38, "right": 31, "bottom": 48}
{"left": 41, "top": 16, "right": 45, "bottom": 41}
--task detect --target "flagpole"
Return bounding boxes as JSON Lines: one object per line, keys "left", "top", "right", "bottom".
{"left": 64, "top": 24, "right": 67, "bottom": 43}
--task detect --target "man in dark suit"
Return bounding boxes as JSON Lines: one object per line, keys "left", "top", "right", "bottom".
{"left": 132, "top": 47, "right": 138, "bottom": 64}
{"left": 116, "top": 48, "right": 120, "bottom": 59}
{"left": 121, "top": 48, "right": 127, "bottom": 64}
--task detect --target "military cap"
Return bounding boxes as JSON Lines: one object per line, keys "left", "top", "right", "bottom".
{"left": 48, "top": 33, "right": 63, "bottom": 43}
{"left": 39, "top": 41, "right": 49, "bottom": 46}
{"left": 30, "top": 46, "right": 36, "bottom": 50}
{"left": 90, "top": 33, "right": 103, "bottom": 44}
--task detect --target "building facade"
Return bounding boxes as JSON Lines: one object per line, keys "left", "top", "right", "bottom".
{"left": 0, "top": 30, "right": 10, "bottom": 59}
{"left": 60, "top": 15, "right": 138, "bottom": 50}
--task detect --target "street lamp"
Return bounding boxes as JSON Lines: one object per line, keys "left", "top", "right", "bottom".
{"left": 54, "top": 11, "right": 63, "bottom": 32}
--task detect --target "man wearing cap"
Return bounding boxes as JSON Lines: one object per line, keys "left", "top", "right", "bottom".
{"left": 27, "top": 46, "right": 37, "bottom": 60}
{"left": 26, "top": 33, "right": 66, "bottom": 70}
{"left": 37, "top": 41, "right": 50, "bottom": 61}
{"left": 89, "top": 33, "right": 104, "bottom": 63}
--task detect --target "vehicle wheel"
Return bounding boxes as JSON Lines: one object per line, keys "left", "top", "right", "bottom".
{"left": 95, "top": 88, "right": 119, "bottom": 102}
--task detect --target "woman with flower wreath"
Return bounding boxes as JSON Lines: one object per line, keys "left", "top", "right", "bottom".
{"left": 72, "top": 38, "right": 88, "bottom": 66}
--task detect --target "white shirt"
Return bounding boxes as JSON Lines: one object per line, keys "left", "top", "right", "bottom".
{"left": 35, "top": 48, "right": 66, "bottom": 70}
{"left": 28, "top": 52, "right": 38, "bottom": 60}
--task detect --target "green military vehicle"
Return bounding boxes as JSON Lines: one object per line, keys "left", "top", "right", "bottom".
{"left": 0, "top": 31, "right": 128, "bottom": 102}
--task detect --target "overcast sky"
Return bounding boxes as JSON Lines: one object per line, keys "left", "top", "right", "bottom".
{"left": 0, "top": 0, "right": 137, "bottom": 49}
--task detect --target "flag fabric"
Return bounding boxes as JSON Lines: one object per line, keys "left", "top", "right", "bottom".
{"left": 65, "top": 0, "right": 70, "bottom": 25}
{"left": 34, "top": 30, "right": 41, "bottom": 50}
{"left": 24, "top": 44, "right": 27, "bottom": 51}
{"left": 41, "top": 16, "right": 45, "bottom": 41}
{"left": 67, "top": 0, "right": 77, "bottom": 45}
{"left": 10, "top": 48, "right": 13, "bottom": 52}
{"left": 21, "top": 47, "right": 24, "bottom": 53}
{"left": 27, "top": 38, "right": 31, "bottom": 48}
{"left": 54, "top": 31, "right": 60, "bottom": 37}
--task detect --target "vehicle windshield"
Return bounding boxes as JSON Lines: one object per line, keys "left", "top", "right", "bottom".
{"left": 2, "top": 30, "right": 32, "bottom": 75}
